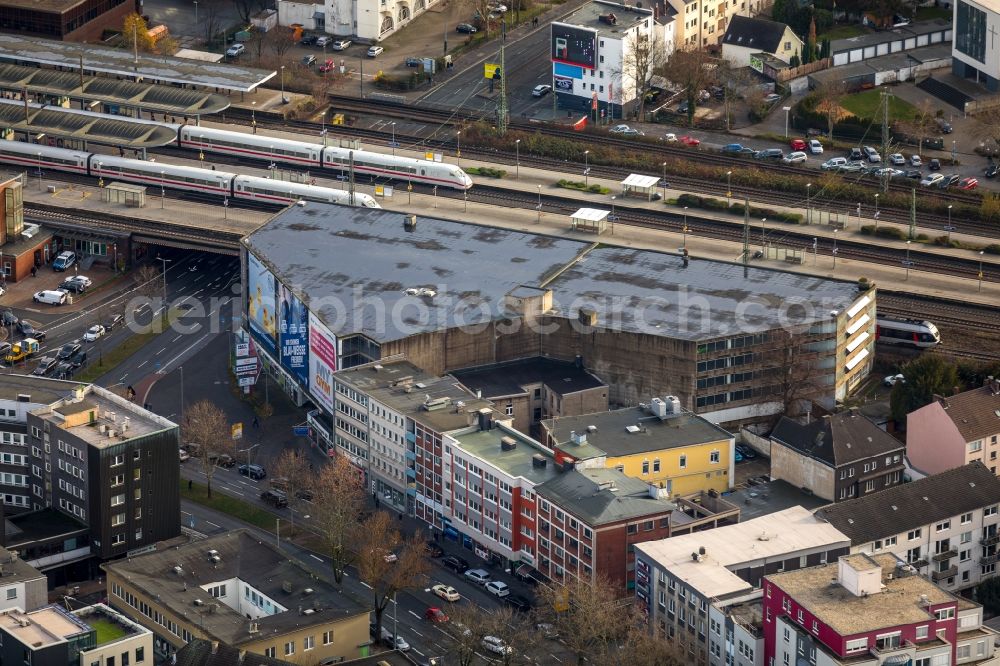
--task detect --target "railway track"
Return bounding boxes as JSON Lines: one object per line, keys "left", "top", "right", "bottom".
{"left": 223, "top": 106, "right": 1000, "bottom": 241}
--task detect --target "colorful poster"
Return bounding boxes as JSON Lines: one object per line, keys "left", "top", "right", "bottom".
{"left": 554, "top": 75, "right": 573, "bottom": 92}
{"left": 308, "top": 312, "right": 338, "bottom": 412}
{"left": 278, "top": 284, "right": 309, "bottom": 389}
{"left": 246, "top": 252, "right": 277, "bottom": 353}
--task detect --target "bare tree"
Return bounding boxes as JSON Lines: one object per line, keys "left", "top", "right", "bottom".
{"left": 267, "top": 26, "right": 297, "bottom": 58}
{"left": 461, "top": 0, "right": 496, "bottom": 38}
{"left": 201, "top": 0, "right": 225, "bottom": 45}
{"left": 974, "top": 106, "right": 1000, "bottom": 158}
{"left": 248, "top": 28, "right": 266, "bottom": 62}
{"left": 601, "top": 621, "right": 687, "bottom": 666}
{"left": 184, "top": 401, "right": 234, "bottom": 499}
{"left": 446, "top": 602, "right": 501, "bottom": 666}
{"left": 760, "top": 327, "right": 826, "bottom": 422}
{"left": 813, "top": 79, "right": 847, "bottom": 139}
{"left": 536, "top": 574, "right": 631, "bottom": 665}
{"left": 893, "top": 98, "right": 938, "bottom": 155}
{"left": 134, "top": 264, "right": 162, "bottom": 302}
{"left": 717, "top": 61, "right": 758, "bottom": 131}
{"left": 613, "top": 32, "right": 669, "bottom": 120}
{"left": 357, "top": 511, "right": 430, "bottom": 647}
{"left": 234, "top": 0, "right": 267, "bottom": 24}
{"left": 310, "top": 456, "right": 365, "bottom": 584}
{"left": 271, "top": 449, "right": 312, "bottom": 532}
{"left": 481, "top": 605, "right": 537, "bottom": 666}
{"left": 657, "top": 49, "right": 717, "bottom": 127}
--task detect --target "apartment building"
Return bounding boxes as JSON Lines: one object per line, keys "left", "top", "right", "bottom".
{"left": 0, "top": 376, "right": 180, "bottom": 574}
{"left": 769, "top": 410, "right": 905, "bottom": 502}
{"left": 668, "top": 0, "right": 768, "bottom": 49}
{"left": 634, "top": 506, "right": 851, "bottom": 666}
{"left": 450, "top": 357, "right": 608, "bottom": 436}
{"left": 720, "top": 15, "right": 802, "bottom": 68}
{"left": 908, "top": 379, "right": 1000, "bottom": 476}
{"left": 0, "top": 603, "right": 152, "bottom": 666}
{"left": 0, "top": 545, "right": 47, "bottom": 612}
{"left": 764, "top": 553, "right": 1000, "bottom": 666}
{"left": 103, "top": 530, "right": 369, "bottom": 663}
{"left": 542, "top": 397, "right": 736, "bottom": 496}
{"left": 534, "top": 467, "right": 737, "bottom": 594}
{"left": 814, "top": 461, "right": 1000, "bottom": 592}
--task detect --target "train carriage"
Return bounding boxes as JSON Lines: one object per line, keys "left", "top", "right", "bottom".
{"left": 875, "top": 316, "right": 941, "bottom": 348}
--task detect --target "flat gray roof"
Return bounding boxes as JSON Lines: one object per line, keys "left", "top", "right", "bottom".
{"left": 247, "top": 206, "right": 862, "bottom": 344}
{"left": 0, "top": 375, "right": 75, "bottom": 405}
{"left": 452, "top": 425, "right": 560, "bottom": 485}
{"left": 451, "top": 357, "right": 606, "bottom": 399}
{"left": 536, "top": 467, "right": 677, "bottom": 526}
{"left": 0, "top": 34, "right": 275, "bottom": 93}
{"left": 561, "top": 0, "right": 653, "bottom": 35}
{"left": 831, "top": 19, "right": 950, "bottom": 52}
{"left": 0, "top": 99, "right": 178, "bottom": 148}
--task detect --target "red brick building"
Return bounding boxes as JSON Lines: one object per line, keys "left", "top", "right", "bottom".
{"left": 535, "top": 468, "right": 737, "bottom": 594}
{"left": 0, "top": 0, "right": 138, "bottom": 42}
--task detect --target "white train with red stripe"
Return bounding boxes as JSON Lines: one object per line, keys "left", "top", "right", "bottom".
{"left": 0, "top": 141, "right": 380, "bottom": 208}
{"left": 178, "top": 125, "right": 473, "bottom": 190}
{"left": 875, "top": 316, "right": 941, "bottom": 348}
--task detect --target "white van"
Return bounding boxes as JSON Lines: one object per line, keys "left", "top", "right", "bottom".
{"left": 33, "top": 290, "right": 67, "bottom": 305}
{"left": 52, "top": 251, "right": 76, "bottom": 272}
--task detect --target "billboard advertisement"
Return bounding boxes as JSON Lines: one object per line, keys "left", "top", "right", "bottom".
{"left": 553, "top": 62, "right": 582, "bottom": 79}
{"left": 278, "top": 284, "right": 309, "bottom": 389}
{"left": 484, "top": 63, "right": 502, "bottom": 79}
{"left": 554, "top": 75, "right": 574, "bottom": 93}
{"left": 247, "top": 252, "right": 277, "bottom": 353}
{"left": 551, "top": 23, "right": 597, "bottom": 69}
{"left": 308, "top": 312, "right": 337, "bottom": 413}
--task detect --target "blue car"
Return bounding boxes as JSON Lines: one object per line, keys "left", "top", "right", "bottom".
{"left": 735, "top": 451, "right": 744, "bottom": 463}
{"left": 723, "top": 143, "right": 745, "bottom": 153}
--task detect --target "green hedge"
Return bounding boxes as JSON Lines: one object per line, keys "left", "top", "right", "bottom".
{"left": 557, "top": 179, "right": 610, "bottom": 194}
{"left": 677, "top": 193, "right": 803, "bottom": 224}
{"left": 466, "top": 166, "right": 507, "bottom": 178}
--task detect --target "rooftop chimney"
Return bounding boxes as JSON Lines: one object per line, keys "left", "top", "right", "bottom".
{"left": 500, "top": 436, "right": 517, "bottom": 451}
{"left": 837, "top": 555, "right": 883, "bottom": 598}
{"left": 570, "top": 430, "right": 587, "bottom": 445}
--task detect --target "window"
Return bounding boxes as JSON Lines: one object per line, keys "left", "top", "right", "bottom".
{"left": 135, "top": 647, "right": 144, "bottom": 663}
{"left": 906, "top": 547, "right": 922, "bottom": 564}
{"left": 284, "top": 641, "right": 295, "bottom": 656}
{"left": 957, "top": 645, "right": 971, "bottom": 659}
{"left": 962, "top": 512, "right": 973, "bottom": 524}
{"left": 962, "top": 531, "right": 973, "bottom": 544}
{"left": 710, "top": 450, "right": 720, "bottom": 464}
{"left": 5, "top": 589, "right": 15, "bottom": 600}
{"left": 112, "top": 454, "right": 124, "bottom": 467}
{"left": 303, "top": 636, "right": 315, "bottom": 651}
{"left": 642, "top": 460, "right": 649, "bottom": 475}
{"left": 937, "top": 520, "right": 951, "bottom": 531}
{"left": 133, "top": 468, "right": 141, "bottom": 481}
{"left": 987, "top": 505, "right": 998, "bottom": 517}
{"left": 885, "top": 536, "right": 897, "bottom": 546}
{"left": 653, "top": 459, "right": 660, "bottom": 473}
{"left": 916, "top": 624, "right": 929, "bottom": 639}
{"left": 111, "top": 494, "right": 125, "bottom": 507}
{"left": 322, "top": 631, "right": 333, "bottom": 645}
{"left": 846, "top": 638, "right": 867, "bottom": 652}
{"left": 936, "top": 607, "right": 955, "bottom": 621}
{"left": 908, "top": 528, "right": 922, "bottom": 540}
{"left": 264, "top": 648, "right": 275, "bottom": 658}
{"left": 679, "top": 455, "right": 687, "bottom": 469}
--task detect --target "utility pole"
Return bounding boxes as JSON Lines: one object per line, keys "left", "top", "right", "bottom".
{"left": 497, "top": 19, "right": 509, "bottom": 135}
{"left": 348, "top": 151, "right": 355, "bottom": 207}
{"left": 880, "top": 90, "right": 891, "bottom": 194}
{"left": 909, "top": 187, "right": 916, "bottom": 240}
{"left": 742, "top": 196, "right": 750, "bottom": 275}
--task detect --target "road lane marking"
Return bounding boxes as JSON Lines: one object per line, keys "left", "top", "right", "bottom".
{"left": 360, "top": 581, "right": 372, "bottom": 589}
{"left": 156, "top": 348, "right": 167, "bottom": 355}
{"left": 310, "top": 554, "right": 324, "bottom": 562}
{"left": 408, "top": 610, "right": 420, "bottom": 619}
{"left": 205, "top": 521, "right": 220, "bottom": 528}
{"left": 138, "top": 360, "right": 148, "bottom": 368}
{"left": 410, "top": 629, "right": 424, "bottom": 638}
{"left": 172, "top": 334, "right": 182, "bottom": 342}
{"left": 550, "top": 655, "right": 562, "bottom": 663}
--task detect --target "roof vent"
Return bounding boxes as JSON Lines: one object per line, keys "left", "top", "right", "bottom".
{"left": 532, "top": 454, "right": 548, "bottom": 468}
{"left": 570, "top": 430, "right": 587, "bottom": 445}
{"left": 404, "top": 214, "right": 417, "bottom": 229}
{"left": 194, "top": 599, "right": 204, "bottom": 606}
{"left": 16, "top": 394, "right": 30, "bottom": 402}
{"left": 757, "top": 530, "right": 771, "bottom": 541}
{"left": 303, "top": 609, "right": 315, "bottom": 615}
{"left": 207, "top": 549, "right": 219, "bottom": 558}
{"left": 587, "top": 425, "right": 597, "bottom": 432}
{"left": 210, "top": 555, "right": 221, "bottom": 564}
{"left": 699, "top": 546, "right": 706, "bottom": 555}
{"left": 625, "top": 425, "right": 641, "bottom": 433}
{"left": 303, "top": 588, "right": 314, "bottom": 596}
{"left": 500, "top": 436, "right": 517, "bottom": 451}
{"left": 282, "top": 581, "right": 293, "bottom": 593}
{"left": 173, "top": 566, "right": 184, "bottom": 575}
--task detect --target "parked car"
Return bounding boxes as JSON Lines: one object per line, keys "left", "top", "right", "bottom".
{"left": 676, "top": 100, "right": 689, "bottom": 114}
{"left": 442, "top": 555, "right": 469, "bottom": 573}
{"left": 331, "top": 39, "right": 352, "bottom": 50}
{"left": 380, "top": 629, "right": 409, "bottom": 652}
{"left": 108, "top": 314, "right": 125, "bottom": 330}
{"left": 68, "top": 349, "right": 87, "bottom": 369}
{"left": 57, "top": 341, "right": 81, "bottom": 360}
{"left": 319, "top": 59, "right": 336, "bottom": 72}
{"left": 782, "top": 151, "right": 807, "bottom": 164}
{"left": 753, "top": 148, "right": 783, "bottom": 160}
{"left": 789, "top": 138, "right": 807, "bottom": 151}
{"left": 432, "top": 584, "right": 461, "bottom": 602}
{"left": 32, "top": 356, "right": 57, "bottom": 376}
{"left": 862, "top": 146, "right": 881, "bottom": 163}
{"left": 53, "top": 361, "right": 74, "bottom": 379}
{"left": 888, "top": 153, "right": 905, "bottom": 166}
{"left": 0, "top": 310, "right": 16, "bottom": 326}
{"left": 609, "top": 124, "right": 632, "bottom": 134}
{"left": 302, "top": 54, "right": 317, "bottom": 66}
{"left": 179, "top": 448, "right": 190, "bottom": 463}
{"left": 239, "top": 464, "right": 266, "bottom": 480}
{"left": 424, "top": 607, "right": 449, "bottom": 623}
{"left": 763, "top": 92, "right": 782, "bottom": 104}
{"left": 959, "top": 177, "right": 980, "bottom": 190}
{"left": 260, "top": 489, "right": 288, "bottom": 508}
{"left": 937, "top": 173, "right": 961, "bottom": 189}
{"left": 840, "top": 162, "right": 867, "bottom": 173}
{"left": 679, "top": 135, "right": 700, "bottom": 146}
{"left": 59, "top": 280, "right": 87, "bottom": 294}
{"left": 663, "top": 133, "right": 678, "bottom": 142}
{"left": 424, "top": 541, "right": 444, "bottom": 557}
{"left": 367, "top": 45, "right": 384, "bottom": 57}
{"left": 485, "top": 581, "right": 510, "bottom": 597}
{"left": 723, "top": 143, "right": 746, "bottom": 153}
{"left": 619, "top": 128, "right": 643, "bottom": 136}
{"left": 0, "top": 342, "right": 10, "bottom": 358}
{"left": 82, "top": 324, "right": 105, "bottom": 342}
{"left": 821, "top": 157, "right": 847, "bottom": 171}
{"left": 920, "top": 173, "right": 944, "bottom": 187}
{"left": 504, "top": 594, "right": 533, "bottom": 612}
{"left": 456, "top": 22, "right": 478, "bottom": 33}
{"left": 299, "top": 34, "right": 318, "bottom": 46}
{"left": 808, "top": 139, "right": 824, "bottom": 154}
{"left": 482, "top": 636, "right": 513, "bottom": 655}
{"left": 848, "top": 147, "right": 864, "bottom": 161}
{"left": 464, "top": 568, "right": 492, "bottom": 585}
{"left": 902, "top": 169, "right": 922, "bottom": 179}
{"left": 225, "top": 44, "right": 245, "bottom": 57}
{"left": 928, "top": 158, "right": 941, "bottom": 171}
{"left": 884, "top": 373, "right": 905, "bottom": 387}
{"left": 315, "top": 36, "right": 332, "bottom": 47}
{"left": 986, "top": 163, "right": 999, "bottom": 178}
{"left": 217, "top": 454, "right": 236, "bottom": 468}
{"left": 403, "top": 56, "right": 423, "bottom": 67}
{"left": 910, "top": 155, "right": 922, "bottom": 167}
{"left": 531, "top": 84, "right": 552, "bottom": 97}
{"left": 936, "top": 118, "right": 953, "bottom": 134}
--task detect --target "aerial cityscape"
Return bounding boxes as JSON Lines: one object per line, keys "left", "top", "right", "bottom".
{"left": 0, "top": 0, "right": 996, "bottom": 663}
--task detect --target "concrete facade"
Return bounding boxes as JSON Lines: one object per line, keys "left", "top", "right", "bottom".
{"left": 668, "top": 0, "right": 768, "bottom": 49}
{"left": 769, "top": 441, "right": 834, "bottom": 501}
{"left": 953, "top": 0, "right": 1000, "bottom": 91}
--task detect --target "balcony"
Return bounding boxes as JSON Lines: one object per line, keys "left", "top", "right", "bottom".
{"left": 931, "top": 565, "right": 958, "bottom": 581}
{"left": 981, "top": 533, "right": 1000, "bottom": 547}
{"left": 932, "top": 548, "right": 958, "bottom": 562}
{"left": 982, "top": 554, "right": 999, "bottom": 566}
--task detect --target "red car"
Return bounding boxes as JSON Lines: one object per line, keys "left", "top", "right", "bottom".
{"left": 789, "top": 138, "right": 807, "bottom": 151}
{"left": 425, "top": 607, "right": 449, "bottom": 623}
{"left": 319, "top": 59, "right": 335, "bottom": 73}
{"left": 679, "top": 135, "right": 701, "bottom": 147}
{"left": 959, "top": 177, "right": 979, "bottom": 190}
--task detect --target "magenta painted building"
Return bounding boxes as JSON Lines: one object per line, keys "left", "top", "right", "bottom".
{"left": 763, "top": 553, "right": 998, "bottom": 666}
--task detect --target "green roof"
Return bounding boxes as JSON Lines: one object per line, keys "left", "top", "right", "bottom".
{"left": 87, "top": 616, "right": 127, "bottom": 645}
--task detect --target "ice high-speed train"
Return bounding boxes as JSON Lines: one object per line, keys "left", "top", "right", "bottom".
{"left": 0, "top": 142, "right": 381, "bottom": 208}
{"left": 176, "top": 125, "right": 473, "bottom": 190}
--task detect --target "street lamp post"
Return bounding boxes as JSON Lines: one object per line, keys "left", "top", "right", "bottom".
{"left": 682, "top": 223, "right": 689, "bottom": 249}
{"left": 584, "top": 150, "right": 590, "bottom": 186}
{"left": 945, "top": 205, "right": 955, "bottom": 244}
{"left": 874, "top": 193, "right": 880, "bottom": 231}
{"left": 280, "top": 65, "right": 286, "bottom": 104}
{"left": 661, "top": 162, "right": 667, "bottom": 200}
{"left": 761, "top": 217, "right": 767, "bottom": 254}
{"left": 979, "top": 250, "right": 985, "bottom": 292}
{"left": 251, "top": 101, "right": 256, "bottom": 134}
{"left": 610, "top": 196, "right": 616, "bottom": 235}
{"left": 96, "top": 160, "right": 103, "bottom": 189}
{"left": 726, "top": 170, "right": 732, "bottom": 207}
{"left": 390, "top": 122, "right": 396, "bottom": 157}
{"left": 456, "top": 131, "right": 461, "bottom": 167}
{"left": 160, "top": 170, "right": 165, "bottom": 208}
{"left": 856, "top": 203, "right": 861, "bottom": 230}
{"left": 904, "top": 240, "right": 913, "bottom": 280}
{"left": 782, "top": 106, "right": 791, "bottom": 138}
{"left": 812, "top": 237, "right": 818, "bottom": 265}
{"left": 536, "top": 184, "right": 541, "bottom": 223}
{"left": 156, "top": 255, "right": 171, "bottom": 304}
{"left": 832, "top": 229, "right": 839, "bottom": 269}
{"left": 515, "top": 139, "right": 521, "bottom": 180}
{"left": 805, "top": 183, "right": 812, "bottom": 225}
{"left": 36, "top": 152, "right": 42, "bottom": 190}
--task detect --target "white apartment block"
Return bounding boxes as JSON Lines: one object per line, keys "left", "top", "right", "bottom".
{"left": 277, "top": 0, "right": 442, "bottom": 43}
{"left": 815, "top": 461, "right": 1000, "bottom": 592}
{"left": 669, "top": 0, "right": 768, "bottom": 49}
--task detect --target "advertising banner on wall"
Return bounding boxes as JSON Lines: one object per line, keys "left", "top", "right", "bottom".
{"left": 551, "top": 23, "right": 598, "bottom": 68}
{"left": 247, "top": 252, "right": 277, "bottom": 353}
{"left": 308, "top": 312, "right": 338, "bottom": 412}
{"left": 553, "top": 62, "right": 583, "bottom": 79}
{"left": 554, "top": 75, "right": 574, "bottom": 92}
{"left": 278, "top": 284, "right": 309, "bottom": 390}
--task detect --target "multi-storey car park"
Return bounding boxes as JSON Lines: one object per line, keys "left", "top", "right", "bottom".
{"left": 241, "top": 205, "right": 876, "bottom": 430}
